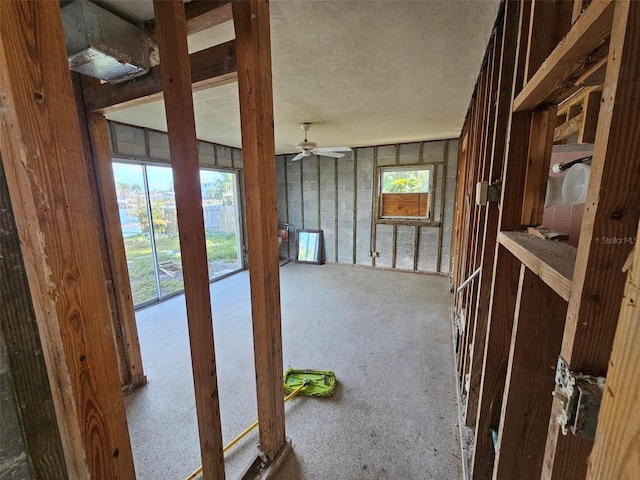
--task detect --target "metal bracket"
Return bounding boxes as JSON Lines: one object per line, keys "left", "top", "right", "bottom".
{"left": 553, "top": 356, "right": 605, "bottom": 440}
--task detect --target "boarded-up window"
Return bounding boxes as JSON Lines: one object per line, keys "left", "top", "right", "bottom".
{"left": 379, "top": 167, "right": 432, "bottom": 219}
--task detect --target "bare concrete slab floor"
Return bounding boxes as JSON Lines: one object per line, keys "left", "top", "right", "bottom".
{"left": 126, "top": 263, "right": 461, "bottom": 480}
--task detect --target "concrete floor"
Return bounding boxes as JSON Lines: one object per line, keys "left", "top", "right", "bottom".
{"left": 126, "top": 263, "right": 461, "bottom": 479}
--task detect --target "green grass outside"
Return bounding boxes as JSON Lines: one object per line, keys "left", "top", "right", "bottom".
{"left": 125, "top": 230, "right": 239, "bottom": 306}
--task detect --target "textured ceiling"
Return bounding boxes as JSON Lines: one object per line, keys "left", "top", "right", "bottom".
{"left": 103, "top": 0, "right": 500, "bottom": 154}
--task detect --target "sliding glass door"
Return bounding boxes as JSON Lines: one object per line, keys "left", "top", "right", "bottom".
{"left": 113, "top": 161, "right": 243, "bottom": 308}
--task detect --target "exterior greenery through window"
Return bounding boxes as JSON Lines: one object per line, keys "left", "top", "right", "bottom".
{"left": 379, "top": 166, "right": 432, "bottom": 219}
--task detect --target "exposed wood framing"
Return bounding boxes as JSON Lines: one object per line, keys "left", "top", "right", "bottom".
{"left": 453, "top": 1, "right": 640, "bottom": 479}
{"left": 521, "top": 106, "right": 557, "bottom": 225}
{"left": 464, "top": 0, "right": 521, "bottom": 426}
{"left": 0, "top": 159, "right": 68, "bottom": 479}
{"left": 494, "top": 265, "right": 567, "bottom": 478}
{"left": 233, "top": 0, "right": 287, "bottom": 463}
{"left": 83, "top": 40, "right": 237, "bottom": 113}
{"left": 0, "top": 2, "right": 135, "bottom": 477}
{"left": 544, "top": 1, "right": 640, "bottom": 476}
{"left": 587, "top": 223, "right": 640, "bottom": 479}
{"left": 153, "top": 1, "right": 225, "bottom": 478}
{"left": 147, "top": 0, "right": 232, "bottom": 40}
{"left": 75, "top": 74, "right": 146, "bottom": 390}
{"left": 514, "top": 0, "right": 614, "bottom": 111}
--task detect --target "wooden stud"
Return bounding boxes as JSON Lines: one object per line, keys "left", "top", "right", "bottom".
{"left": 153, "top": 1, "right": 225, "bottom": 478}
{"left": 233, "top": 0, "right": 287, "bottom": 462}
{"left": 391, "top": 225, "right": 397, "bottom": 269}
{"left": 371, "top": 147, "right": 379, "bottom": 267}
{"left": 521, "top": 106, "right": 557, "bottom": 226}
{"left": 84, "top": 41, "right": 237, "bottom": 113}
{"left": 544, "top": 1, "right": 640, "bottom": 477}
{"left": 471, "top": 5, "right": 538, "bottom": 471}
{"left": 413, "top": 227, "right": 420, "bottom": 271}
{"left": 72, "top": 73, "right": 130, "bottom": 387}
{"left": 471, "top": 246, "right": 522, "bottom": 479}
{"left": 587, "top": 223, "right": 640, "bottom": 479}
{"left": 0, "top": 2, "right": 135, "bottom": 477}
{"left": 334, "top": 157, "right": 339, "bottom": 263}
{"left": 77, "top": 75, "right": 146, "bottom": 389}
{"left": 0, "top": 158, "right": 68, "bottom": 480}
{"left": 578, "top": 90, "right": 602, "bottom": 143}
{"left": 493, "top": 265, "right": 567, "bottom": 479}
{"left": 514, "top": 0, "right": 615, "bottom": 111}
{"left": 465, "top": 0, "right": 521, "bottom": 427}
{"left": 352, "top": 149, "right": 358, "bottom": 264}
{"left": 283, "top": 155, "right": 290, "bottom": 259}
{"left": 436, "top": 141, "right": 448, "bottom": 273}
{"left": 523, "top": 0, "right": 573, "bottom": 84}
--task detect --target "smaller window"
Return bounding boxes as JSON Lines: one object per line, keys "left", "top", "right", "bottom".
{"left": 379, "top": 166, "right": 432, "bottom": 219}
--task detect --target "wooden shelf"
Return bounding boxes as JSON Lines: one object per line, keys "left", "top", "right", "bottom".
{"left": 498, "top": 231, "right": 576, "bottom": 301}
{"left": 513, "top": 0, "right": 614, "bottom": 112}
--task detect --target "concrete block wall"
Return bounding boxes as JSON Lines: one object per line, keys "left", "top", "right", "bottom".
{"left": 276, "top": 138, "right": 458, "bottom": 274}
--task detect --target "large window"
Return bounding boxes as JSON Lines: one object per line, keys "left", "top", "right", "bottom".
{"left": 379, "top": 166, "right": 433, "bottom": 219}
{"left": 113, "top": 161, "right": 243, "bottom": 308}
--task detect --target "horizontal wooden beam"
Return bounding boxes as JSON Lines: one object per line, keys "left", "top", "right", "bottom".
{"left": 514, "top": 0, "right": 614, "bottom": 111}
{"left": 554, "top": 111, "right": 583, "bottom": 142}
{"left": 83, "top": 40, "right": 237, "bottom": 113}
{"left": 147, "top": 0, "right": 232, "bottom": 40}
{"left": 498, "top": 231, "right": 575, "bottom": 301}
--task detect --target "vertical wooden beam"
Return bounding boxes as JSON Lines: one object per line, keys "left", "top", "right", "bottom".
{"left": 523, "top": 0, "right": 573, "bottom": 84}
{"left": 436, "top": 140, "right": 448, "bottom": 273}
{"left": 471, "top": 246, "right": 521, "bottom": 479}
{"left": 544, "top": 2, "right": 640, "bottom": 477}
{"left": 521, "top": 106, "right": 557, "bottom": 226}
{"left": 471, "top": 0, "right": 537, "bottom": 470}
{"left": 587, "top": 223, "right": 640, "bottom": 479}
{"left": 494, "top": 265, "right": 567, "bottom": 479}
{"left": 0, "top": 159, "right": 68, "bottom": 479}
{"left": 0, "top": 2, "right": 135, "bottom": 478}
{"left": 75, "top": 74, "right": 146, "bottom": 389}
{"left": 87, "top": 112, "right": 146, "bottom": 388}
{"left": 578, "top": 90, "right": 602, "bottom": 143}
{"left": 465, "top": 0, "right": 521, "bottom": 426}
{"left": 153, "top": 1, "right": 225, "bottom": 478}
{"left": 233, "top": 0, "right": 286, "bottom": 462}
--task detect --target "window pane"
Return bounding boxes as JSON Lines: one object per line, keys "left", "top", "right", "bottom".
{"left": 200, "top": 169, "right": 242, "bottom": 279}
{"left": 113, "top": 163, "right": 158, "bottom": 306}
{"left": 381, "top": 168, "right": 429, "bottom": 193}
{"left": 146, "top": 165, "right": 184, "bottom": 298}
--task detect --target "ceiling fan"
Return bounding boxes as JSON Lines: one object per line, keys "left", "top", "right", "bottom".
{"left": 291, "top": 123, "right": 351, "bottom": 161}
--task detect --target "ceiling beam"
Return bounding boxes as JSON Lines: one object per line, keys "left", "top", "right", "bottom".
{"left": 146, "top": 0, "right": 232, "bottom": 40}
{"left": 83, "top": 39, "right": 237, "bottom": 113}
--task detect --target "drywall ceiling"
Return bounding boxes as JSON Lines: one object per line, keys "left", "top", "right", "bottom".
{"left": 102, "top": 0, "right": 500, "bottom": 154}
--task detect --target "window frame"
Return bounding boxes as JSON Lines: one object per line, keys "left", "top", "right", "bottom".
{"left": 377, "top": 165, "right": 435, "bottom": 222}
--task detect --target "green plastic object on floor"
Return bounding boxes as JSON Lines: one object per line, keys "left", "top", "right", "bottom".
{"left": 283, "top": 368, "right": 336, "bottom": 397}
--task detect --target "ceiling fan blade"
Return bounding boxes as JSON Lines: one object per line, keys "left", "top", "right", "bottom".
{"left": 291, "top": 153, "right": 304, "bottom": 161}
{"left": 316, "top": 146, "right": 352, "bottom": 153}
{"left": 316, "top": 151, "right": 345, "bottom": 159}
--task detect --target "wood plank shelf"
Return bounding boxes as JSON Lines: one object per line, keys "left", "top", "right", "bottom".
{"left": 513, "top": 0, "right": 614, "bottom": 112}
{"left": 498, "top": 231, "right": 576, "bottom": 301}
